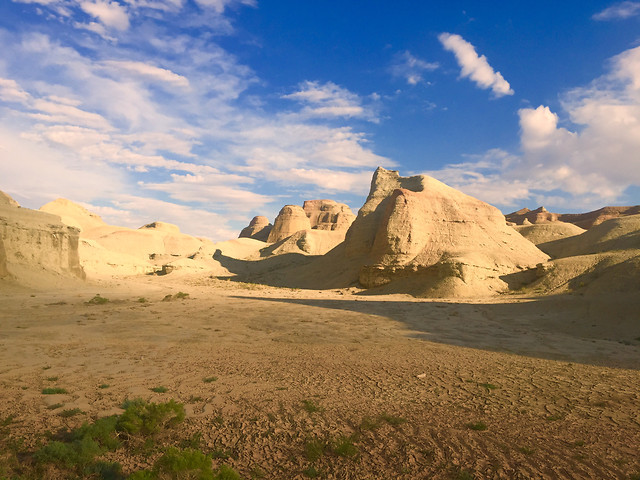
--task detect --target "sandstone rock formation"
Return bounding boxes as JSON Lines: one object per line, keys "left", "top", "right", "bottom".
{"left": 506, "top": 205, "right": 640, "bottom": 229}
{"left": 303, "top": 200, "right": 355, "bottom": 231}
{"left": 267, "top": 205, "right": 312, "bottom": 243}
{"left": 338, "top": 167, "right": 549, "bottom": 295}
{"left": 1, "top": 193, "right": 85, "bottom": 284}
{"left": 239, "top": 216, "right": 272, "bottom": 242}
{"left": 40, "top": 198, "right": 105, "bottom": 232}
{"left": 0, "top": 191, "right": 19, "bottom": 208}
{"left": 260, "top": 229, "right": 346, "bottom": 257}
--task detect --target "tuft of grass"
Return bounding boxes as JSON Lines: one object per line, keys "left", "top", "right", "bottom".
{"left": 150, "top": 386, "right": 168, "bottom": 393}
{"left": 359, "top": 416, "right": 381, "bottom": 431}
{"left": 303, "top": 465, "right": 321, "bottom": 478}
{"left": 466, "top": 421, "right": 488, "bottom": 431}
{"left": 455, "top": 469, "right": 475, "bottom": 480}
{"left": 42, "top": 387, "right": 68, "bottom": 395}
{"left": 379, "top": 413, "right": 407, "bottom": 426}
{"left": 59, "top": 408, "right": 84, "bottom": 418}
{"left": 98, "top": 383, "right": 110, "bottom": 389}
{"left": 46, "top": 376, "right": 59, "bottom": 382}
{"left": 203, "top": 376, "right": 218, "bottom": 383}
{"left": 479, "top": 382, "right": 498, "bottom": 390}
{"left": 573, "top": 440, "right": 585, "bottom": 447}
{"left": 332, "top": 435, "right": 358, "bottom": 458}
{"left": 86, "top": 294, "right": 109, "bottom": 305}
{"left": 174, "top": 291, "right": 189, "bottom": 299}
{"left": 137, "top": 297, "right": 148, "bottom": 303}
{"left": 519, "top": 446, "right": 535, "bottom": 455}
{"left": 546, "top": 414, "right": 564, "bottom": 422}
{"left": 304, "top": 438, "right": 325, "bottom": 462}
{"left": 47, "top": 403, "right": 64, "bottom": 410}
{"left": 301, "top": 399, "right": 321, "bottom": 413}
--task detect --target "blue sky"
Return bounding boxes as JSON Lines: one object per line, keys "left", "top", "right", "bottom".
{"left": 1, "top": 0, "right": 639, "bottom": 240}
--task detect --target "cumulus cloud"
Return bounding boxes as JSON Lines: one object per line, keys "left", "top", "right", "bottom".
{"left": 438, "top": 32, "right": 514, "bottom": 97}
{"left": 80, "top": 0, "right": 130, "bottom": 31}
{"left": 592, "top": 1, "right": 640, "bottom": 20}
{"left": 99, "top": 60, "right": 190, "bottom": 88}
{"left": 389, "top": 50, "right": 439, "bottom": 85}
{"left": 429, "top": 45, "right": 640, "bottom": 211}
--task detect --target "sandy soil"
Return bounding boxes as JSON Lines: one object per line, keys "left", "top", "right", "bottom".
{"left": 1, "top": 273, "right": 639, "bottom": 479}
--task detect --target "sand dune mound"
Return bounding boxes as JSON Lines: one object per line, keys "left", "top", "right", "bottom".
{"left": 0, "top": 197, "right": 85, "bottom": 285}
{"left": 40, "top": 198, "right": 105, "bottom": 232}
{"left": 239, "top": 216, "right": 272, "bottom": 242}
{"left": 513, "top": 222, "right": 585, "bottom": 246}
{"left": 267, "top": 205, "right": 312, "bottom": 243}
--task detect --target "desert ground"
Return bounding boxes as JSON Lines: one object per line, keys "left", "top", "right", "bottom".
{"left": 1, "top": 272, "right": 639, "bottom": 479}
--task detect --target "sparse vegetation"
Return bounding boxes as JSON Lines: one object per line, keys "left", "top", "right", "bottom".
{"left": 546, "top": 414, "right": 564, "bottom": 421}
{"left": 59, "top": 408, "right": 84, "bottom": 418}
{"left": 46, "top": 376, "right": 59, "bottom": 381}
{"left": 331, "top": 435, "right": 358, "bottom": 458}
{"left": 301, "top": 399, "right": 322, "bottom": 413}
{"left": 304, "top": 438, "right": 325, "bottom": 462}
{"left": 138, "top": 297, "right": 148, "bottom": 303}
{"left": 466, "top": 421, "right": 488, "bottom": 431}
{"left": 303, "top": 465, "right": 321, "bottom": 478}
{"left": 203, "top": 376, "right": 218, "bottom": 383}
{"left": 379, "top": 413, "right": 407, "bottom": 426}
{"left": 99, "top": 383, "right": 110, "bottom": 389}
{"left": 42, "top": 387, "right": 68, "bottom": 395}
{"left": 47, "top": 403, "right": 64, "bottom": 410}
{"left": 150, "top": 386, "right": 169, "bottom": 393}
{"left": 519, "top": 446, "right": 535, "bottom": 455}
{"left": 86, "top": 294, "right": 109, "bottom": 305}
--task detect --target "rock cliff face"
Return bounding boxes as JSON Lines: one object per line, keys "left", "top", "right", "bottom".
{"left": 342, "top": 167, "right": 549, "bottom": 295}
{"left": 239, "top": 216, "right": 272, "bottom": 242}
{"left": 0, "top": 193, "right": 85, "bottom": 282}
{"left": 506, "top": 205, "right": 640, "bottom": 229}
{"left": 267, "top": 205, "right": 312, "bottom": 243}
{"left": 303, "top": 200, "right": 355, "bottom": 231}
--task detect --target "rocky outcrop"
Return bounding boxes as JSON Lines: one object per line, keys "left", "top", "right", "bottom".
{"left": 341, "top": 167, "right": 549, "bottom": 296}
{"left": 513, "top": 222, "right": 586, "bottom": 246}
{"left": 267, "top": 205, "right": 311, "bottom": 243}
{"left": 139, "top": 221, "right": 181, "bottom": 234}
{"left": 0, "top": 191, "right": 20, "bottom": 208}
{"left": 239, "top": 216, "right": 272, "bottom": 242}
{"left": 0, "top": 201, "right": 85, "bottom": 282}
{"left": 260, "top": 229, "right": 346, "bottom": 257}
{"left": 40, "top": 198, "right": 105, "bottom": 232}
{"left": 303, "top": 200, "right": 355, "bottom": 231}
{"left": 506, "top": 205, "right": 640, "bottom": 229}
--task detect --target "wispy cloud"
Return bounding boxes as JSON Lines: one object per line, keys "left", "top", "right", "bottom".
{"left": 389, "top": 50, "right": 439, "bottom": 86}
{"left": 283, "top": 80, "right": 378, "bottom": 121}
{"left": 428, "top": 45, "right": 640, "bottom": 211}
{"left": 593, "top": 1, "right": 640, "bottom": 20}
{"left": 0, "top": 2, "right": 389, "bottom": 240}
{"left": 438, "top": 32, "right": 514, "bottom": 98}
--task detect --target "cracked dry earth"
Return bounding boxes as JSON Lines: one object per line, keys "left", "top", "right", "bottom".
{"left": 0, "top": 275, "right": 639, "bottom": 479}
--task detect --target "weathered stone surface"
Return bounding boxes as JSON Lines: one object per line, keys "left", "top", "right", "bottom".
{"left": 303, "top": 200, "right": 355, "bottom": 231}
{"left": 0, "top": 204, "right": 85, "bottom": 282}
{"left": 342, "top": 167, "right": 549, "bottom": 295}
{"left": 0, "top": 191, "right": 19, "bottom": 208}
{"left": 139, "top": 221, "right": 181, "bottom": 234}
{"left": 506, "top": 205, "right": 640, "bottom": 229}
{"left": 267, "top": 205, "right": 311, "bottom": 243}
{"left": 239, "top": 216, "right": 272, "bottom": 242}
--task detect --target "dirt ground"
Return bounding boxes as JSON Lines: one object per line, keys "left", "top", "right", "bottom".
{"left": 1, "top": 273, "right": 639, "bottom": 479}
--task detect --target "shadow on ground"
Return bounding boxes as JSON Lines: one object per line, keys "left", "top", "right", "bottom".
{"left": 231, "top": 293, "right": 640, "bottom": 369}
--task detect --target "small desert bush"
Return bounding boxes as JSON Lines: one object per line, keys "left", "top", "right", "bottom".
{"left": 59, "top": 408, "right": 84, "bottom": 418}
{"left": 466, "top": 421, "right": 487, "bottom": 431}
{"left": 301, "top": 400, "right": 321, "bottom": 413}
{"left": 304, "top": 438, "right": 325, "bottom": 462}
{"left": 117, "top": 398, "right": 185, "bottom": 436}
{"left": 150, "top": 386, "right": 169, "bottom": 393}
{"left": 379, "top": 413, "right": 407, "bottom": 426}
{"left": 42, "top": 387, "right": 68, "bottom": 395}
{"left": 331, "top": 435, "right": 358, "bottom": 458}
{"left": 203, "top": 376, "right": 218, "bottom": 383}
{"left": 86, "top": 294, "right": 109, "bottom": 305}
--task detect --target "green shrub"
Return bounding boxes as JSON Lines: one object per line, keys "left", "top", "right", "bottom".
{"left": 87, "top": 295, "right": 109, "bottom": 305}
{"left": 117, "top": 399, "right": 185, "bottom": 436}
{"left": 203, "top": 376, "right": 218, "bottom": 383}
{"left": 304, "top": 438, "right": 325, "bottom": 462}
{"left": 59, "top": 408, "right": 84, "bottom": 418}
{"left": 150, "top": 386, "right": 168, "bottom": 393}
{"left": 332, "top": 435, "right": 358, "bottom": 458}
{"left": 153, "top": 447, "right": 214, "bottom": 479}
{"left": 466, "top": 421, "right": 487, "bottom": 431}
{"left": 215, "top": 464, "right": 242, "bottom": 480}
{"left": 301, "top": 400, "right": 321, "bottom": 413}
{"left": 379, "top": 413, "right": 407, "bottom": 426}
{"left": 42, "top": 387, "right": 68, "bottom": 395}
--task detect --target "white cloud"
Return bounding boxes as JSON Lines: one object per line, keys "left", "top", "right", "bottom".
{"left": 0, "top": 78, "right": 30, "bottom": 102}
{"left": 80, "top": 0, "right": 131, "bottom": 31}
{"left": 192, "top": 0, "right": 255, "bottom": 13}
{"left": 593, "top": 1, "right": 640, "bottom": 20}
{"left": 389, "top": 50, "right": 439, "bottom": 86}
{"left": 438, "top": 32, "right": 514, "bottom": 97}
{"left": 283, "top": 80, "right": 377, "bottom": 121}
{"left": 429, "top": 45, "right": 640, "bottom": 211}
{"left": 99, "top": 60, "right": 190, "bottom": 88}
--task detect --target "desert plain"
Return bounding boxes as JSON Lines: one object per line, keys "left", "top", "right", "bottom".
{"left": 1, "top": 169, "right": 639, "bottom": 479}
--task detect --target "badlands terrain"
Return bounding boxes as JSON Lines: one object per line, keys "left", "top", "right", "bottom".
{"left": 0, "top": 168, "right": 639, "bottom": 479}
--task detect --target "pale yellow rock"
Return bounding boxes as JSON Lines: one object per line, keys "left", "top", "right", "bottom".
{"left": 513, "top": 222, "right": 586, "bottom": 246}
{"left": 303, "top": 200, "right": 355, "bottom": 231}
{"left": 267, "top": 205, "right": 311, "bottom": 243}
{"left": 239, "top": 216, "right": 272, "bottom": 242}
{"left": 40, "top": 198, "right": 105, "bottom": 232}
